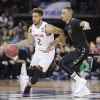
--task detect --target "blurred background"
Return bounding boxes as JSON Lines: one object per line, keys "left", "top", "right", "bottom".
{"left": 0, "top": 0, "right": 100, "bottom": 80}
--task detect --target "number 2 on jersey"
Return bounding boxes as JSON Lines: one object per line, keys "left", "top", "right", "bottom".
{"left": 37, "top": 38, "right": 42, "bottom": 45}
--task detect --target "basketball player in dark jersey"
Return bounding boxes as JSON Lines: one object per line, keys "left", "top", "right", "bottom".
{"left": 60, "top": 7, "right": 91, "bottom": 97}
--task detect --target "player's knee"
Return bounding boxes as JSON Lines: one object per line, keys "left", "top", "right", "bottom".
{"left": 27, "top": 66, "right": 42, "bottom": 76}
{"left": 27, "top": 66, "right": 43, "bottom": 84}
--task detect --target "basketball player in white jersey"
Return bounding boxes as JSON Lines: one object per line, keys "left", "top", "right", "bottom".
{"left": 14, "top": 8, "right": 65, "bottom": 97}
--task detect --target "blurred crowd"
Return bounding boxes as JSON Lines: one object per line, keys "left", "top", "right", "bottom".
{"left": 0, "top": 13, "right": 28, "bottom": 44}
{"left": 89, "top": 36, "right": 100, "bottom": 79}
{"left": 0, "top": 0, "right": 66, "bottom": 14}
{"left": 0, "top": 11, "right": 32, "bottom": 79}
{"left": 0, "top": 0, "right": 97, "bottom": 15}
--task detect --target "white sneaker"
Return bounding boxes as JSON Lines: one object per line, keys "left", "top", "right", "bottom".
{"left": 73, "top": 86, "right": 90, "bottom": 97}
{"left": 74, "top": 78, "right": 87, "bottom": 94}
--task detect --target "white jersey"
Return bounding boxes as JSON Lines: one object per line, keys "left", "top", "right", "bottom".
{"left": 31, "top": 21, "right": 55, "bottom": 72}
{"left": 31, "top": 21, "right": 54, "bottom": 51}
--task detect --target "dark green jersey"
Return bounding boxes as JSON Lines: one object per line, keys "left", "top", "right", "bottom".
{"left": 64, "top": 18, "right": 88, "bottom": 49}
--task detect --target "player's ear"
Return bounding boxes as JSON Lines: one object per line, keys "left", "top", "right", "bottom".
{"left": 40, "top": 15, "right": 43, "bottom": 19}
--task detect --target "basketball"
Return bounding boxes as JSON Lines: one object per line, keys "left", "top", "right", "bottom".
{"left": 4, "top": 44, "right": 18, "bottom": 58}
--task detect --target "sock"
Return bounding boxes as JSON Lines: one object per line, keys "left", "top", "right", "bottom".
{"left": 71, "top": 72, "right": 82, "bottom": 81}
{"left": 20, "top": 63, "right": 30, "bottom": 92}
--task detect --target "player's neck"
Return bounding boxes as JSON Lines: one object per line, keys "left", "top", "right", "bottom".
{"left": 66, "top": 17, "right": 72, "bottom": 24}
{"left": 35, "top": 21, "right": 42, "bottom": 28}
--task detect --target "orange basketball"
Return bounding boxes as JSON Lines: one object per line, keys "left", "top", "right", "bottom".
{"left": 5, "top": 44, "right": 18, "bottom": 58}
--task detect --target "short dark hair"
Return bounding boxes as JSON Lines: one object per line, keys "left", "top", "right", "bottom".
{"left": 63, "top": 7, "right": 73, "bottom": 11}
{"left": 32, "top": 8, "right": 43, "bottom": 16}
{"left": 63, "top": 7, "right": 73, "bottom": 15}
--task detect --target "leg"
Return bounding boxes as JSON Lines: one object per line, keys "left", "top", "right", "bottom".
{"left": 28, "top": 50, "right": 55, "bottom": 83}
{"left": 28, "top": 66, "right": 42, "bottom": 84}
{"left": 22, "top": 52, "right": 39, "bottom": 97}
{"left": 23, "top": 65, "right": 43, "bottom": 97}
{"left": 23, "top": 50, "right": 55, "bottom": 97}
{"left": 60, "top": 51, "right": 90, "bottom": 97}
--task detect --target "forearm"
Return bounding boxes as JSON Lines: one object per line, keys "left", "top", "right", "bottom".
{"left": 16, "top": 39, "right": 33, "bottom": 49}
{"left": 46, "top": 24, "right": 64, "bottom": 35}
{"left": 52, "top": 28, "right": 63, "bottom": 35}
{"left": 49, "top": 33, "right": 65, "bottom": 49}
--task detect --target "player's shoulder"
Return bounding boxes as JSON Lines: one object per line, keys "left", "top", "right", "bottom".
{"left": 71, "top": 18, "right": 81, "bottom": 23}
{"left": 42, "top": 21, "right": 48, "bottom": 26}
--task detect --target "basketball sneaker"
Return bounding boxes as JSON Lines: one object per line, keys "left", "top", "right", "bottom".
{"left": 73, "top": 86, "right": 90, "bottom": 97}
{"left": 74, "top": 78, "right": 87, "bottom": 94}
{"left": 23, "top": 84, "right": 31, "bottom": 97}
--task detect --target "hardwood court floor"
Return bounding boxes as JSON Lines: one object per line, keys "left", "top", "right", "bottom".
{"left": 0, "top": 79, "right": 100, "bottom": 100}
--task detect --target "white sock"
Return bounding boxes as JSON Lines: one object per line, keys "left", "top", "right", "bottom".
{"left": 20, "top": 62, "right": 30, "bottom": 92}
{"left": 71, "top": 72, "right": 82, "bottom": 81}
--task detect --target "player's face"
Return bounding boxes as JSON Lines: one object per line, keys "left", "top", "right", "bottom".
{"left": 32, "top": 13, "right": 42, "bottom": 25}
{"left": 61, "top": 9, "right": 72, "bottom": 22}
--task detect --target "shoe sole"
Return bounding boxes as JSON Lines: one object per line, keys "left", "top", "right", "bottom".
{"left": 74, "top": 79, "right": 87, "bottom": 94}
{"left": 73, "top": 86, "right": 91, "bottom": 97}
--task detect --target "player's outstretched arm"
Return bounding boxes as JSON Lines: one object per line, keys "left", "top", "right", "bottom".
{"left": 16, "top": 33, "right": 33, "bottom": 49}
